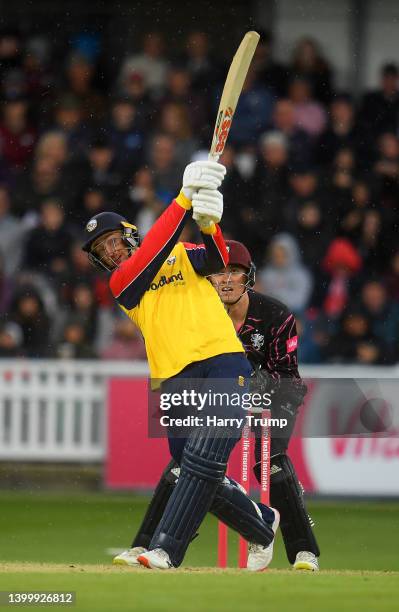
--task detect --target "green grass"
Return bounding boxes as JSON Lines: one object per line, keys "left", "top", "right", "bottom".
{"left": 0, "top": 492, "right": 398, "bottom": 611}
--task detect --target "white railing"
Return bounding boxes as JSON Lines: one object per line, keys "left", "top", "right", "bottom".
{"left": 0, "top": 360, "right": 398, "bottom": 462}
{"left": 0, "top": 360, "right": 148, "bottom": 461}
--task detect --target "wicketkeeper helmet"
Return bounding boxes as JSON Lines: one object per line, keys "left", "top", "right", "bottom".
{"left": 225, "top": 240, "right": 256, "bottom": 287}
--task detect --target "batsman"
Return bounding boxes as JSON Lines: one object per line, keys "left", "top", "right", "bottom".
{"left": 114, "top": 240, "right": 320, "bottom": 571}
{"left": 82, "top": 161, "right": 279, "bottom": 570}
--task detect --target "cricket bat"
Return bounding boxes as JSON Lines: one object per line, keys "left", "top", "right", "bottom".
{"left": 193, "top": 31, "right": 259, "bottom": 225}
{"left": 209, "top": 30, "right": 260, "bottom": 161}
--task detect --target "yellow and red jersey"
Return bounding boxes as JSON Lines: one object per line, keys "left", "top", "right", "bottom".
{"left": 109, "top": 197, "right": 244, "bottom": 380}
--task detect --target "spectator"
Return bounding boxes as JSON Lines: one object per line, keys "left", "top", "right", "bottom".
{"left": 24, "top": 199, "right": 73, "bottom": 276}
{"left": 385, "top": 250, "right": 399, "bottom": 302}
{"left": 317, "top": 93, "right": 360, "bottom": 166}
{"left": 372, "top": 132, "right": 399, "bottom": 208}
{"left": 289, "top": 200, "right": 333, "bottom": 271}
{"left": 326, "top": 308, "right": 387, "bottom": 364}
{"left": 56, "top": 318, "right": 97, "bottom": 359}
{"left": 360, "top": 280, "right": 399, "bottom": 360}
{"left": 106, "top": 97, "right": 144, "bottom": 173}
{"left": 0, "top": 185, "right": 24, "bottom": 275}
{"left": 290, "top": 37, "right": 333, "bottom": 102}
{"left": 0, "top": 98, "right": 36, "bottom": 176}
{"left": 9, "top": 286, "right": 50, "bottom": 357}
{"left": 157, "top": 102, "right": 199, "bottom": 168}
{"left": 316, "top": 238, "right": 362, "bottom": 318}
{"left": 272, "top": 99, "right": 313, "bottom": 169}
{"left": 119, "top": 32, "right": 168, "bottom": 99}
{"left": 125, "top": 167, "right": 164, "bottom": 236}
{"left": 63, "top": 53, "right": 106, "bottom": 121}
{"left": 253, "top": 29, "right": 288, "bottom": 96}
{"left": 247, "top": 132, "right": 290, "bottom": 254}
{"left": 259, "top": 233, "right": 313, "bottom": 314}
{"left": 82, "top": 136, "right": 124, "bottom": 203}
{"left": 101, "top": 318, "right": 146, "bottom": 360}
{"left": 52, "top": 93, "right": 92, "bottom": 157}
{"left": 288, "top": 75, "right": 327, "bottom": 137}
{"left": 182, "top": 31, "right": 221, "bottom": 94}
{"left": 0, "top": 320, "right": 23, "bottom": 357}
{"left": 0, "top": 253, "right": 13, "bottom": 314}
{"left": 160, "top": 64, "right": 209, "bottom": 143}
{"left": 360, "top": 62, "right": 399, "bottom": 138}
{"left": 225, "top": 65, "right": 274, "bottom": 146}
{"left": 147, "top": 133, "right": 182, "bottom": 202}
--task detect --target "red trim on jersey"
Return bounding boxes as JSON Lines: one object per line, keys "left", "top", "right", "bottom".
{"left": 109, "top": 200, "right": 186, "bottom": 298}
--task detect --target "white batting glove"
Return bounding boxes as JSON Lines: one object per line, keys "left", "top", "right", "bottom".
{"left": 192, "top": 188, "right": 223, "bottom": 228}
{"left": 182, "top": 161, "right": 226, "bottom": 200}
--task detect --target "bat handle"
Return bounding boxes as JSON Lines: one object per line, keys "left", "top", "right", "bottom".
{"left": 193, "top": 152, "right": 221, "bottom": 225}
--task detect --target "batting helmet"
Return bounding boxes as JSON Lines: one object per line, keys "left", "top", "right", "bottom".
{"left": 82, "top": 211, "right": 140, "bottom": 271}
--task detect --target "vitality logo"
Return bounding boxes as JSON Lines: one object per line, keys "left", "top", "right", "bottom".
{"left": 150, "top": 270, "right": 184, "bottom": 291}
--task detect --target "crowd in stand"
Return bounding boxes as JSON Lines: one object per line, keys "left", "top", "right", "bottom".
{"left": 1, "top": 27, "right": 399, "bottom": 364}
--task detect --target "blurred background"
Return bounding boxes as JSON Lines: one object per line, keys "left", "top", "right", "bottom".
{"left": 0, "top": 0, "right": 399, "bottom": 569}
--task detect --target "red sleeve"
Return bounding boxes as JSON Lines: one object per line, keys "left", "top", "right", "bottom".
{"left": 109, "top": 200, "right": 190, "bottom": 308}
{"left": 183, "top": 224, "right": 229, "bottom": 276}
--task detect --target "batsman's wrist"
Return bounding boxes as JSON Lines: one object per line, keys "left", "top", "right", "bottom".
{"left": 176, "top": 190, "right": 192, "bottom": 210}
{"left": 199, "top": 221, "right": 217, "bottom": 235}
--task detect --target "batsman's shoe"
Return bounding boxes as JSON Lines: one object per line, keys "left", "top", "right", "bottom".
{"left": 293, "top": 551, "right": 319, "bottom": 571}
{"left": 137, "top": 548, "right": 174, "bottom": 570}
{"left": 247, "top": 507, "right": 280, "bottom": 572}
{"left": 112, "top": 547, "right": 147, "bottom": 567}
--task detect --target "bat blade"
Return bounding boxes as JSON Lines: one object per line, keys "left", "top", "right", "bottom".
{"left": 209, "top": 31, "right": 260, "bottom": 161}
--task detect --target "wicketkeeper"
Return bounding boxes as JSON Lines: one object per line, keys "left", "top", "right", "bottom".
{"left": 82, "top": 161, "right": 279, "bottom": 570}
{"left": 114, "top": 240, "right": 320, "bottom": 571}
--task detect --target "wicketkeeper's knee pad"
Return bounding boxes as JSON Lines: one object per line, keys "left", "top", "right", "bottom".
{"left": 254, "top": 453, "right": 320, "bottom": 564}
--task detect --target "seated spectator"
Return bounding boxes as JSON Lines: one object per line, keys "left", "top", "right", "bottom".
{"left": 289, "top": 200, "right": 333, "bottom": 271}
{"left": 0, "top": 320, "right": 23, "bottom": 357}
{"left": 52, "top": 93, "right": 92, "bottom": 157}
{"left": 0, "top": 253, "right": 13, "bottom": 314}
{"left": 0, "top": 97, "right": 36, "bottom": 176}
{"left": 63, "top": 53, "right": 106, "bottom": 121}
{"left": 315, "top": 238, "right": 362, "bottom": 318}
{"left": 124, "top": 167, "right": 164, "bottom": 236}
{"left": 8, "top": 286, "right": 50, "bottom": 357}
{"left": 360, "top": 280, "right": 399, "bottom": 360}
{"left": 24, "top": 198, "right": 73, "bottom": 276}
{"left": 290, "top": 37, "right": 333, "bottom": 102}
{"left": 285, "top": 166, "right": 322, "bottom": 227}
{"left": 259, "top": 233, "right": 313, "bottom": 315}
{"left": 147, "top": 133, "right": 182, "bottom": 203}
{"left": 272, "top": 99, "right": 313, "bottom": 169}
{"left": 157, "top": 102, "right": 199, "bottom": 168}
{"left": 0, "top": 185, "right": 24, "bottom": 275}
{"left": 226, "top": 65, "right": 274, "bottom": 146}
{"left": 317, "top": 93, "right": 360, "bottom": 166}
{"left": 82, "top": 136, "right": 124, "bottom": 203}
{"left": 159, "top": 64, "right": 209, "bottom": 143}
{"left": 253, "top": 29, "right": 288, "bottom": 97}
{"left": 338, "top": 179, "right": 372, "bottom": 240}
{"left": 247, "top": 132, "right": 290, "bottom": 254}
{"left": 288, "top": 75, "right": 327, "bottom": 137}
{"left": 56, "top": 318, "right": 97, "bottom": 359}
{"left": 385, "top": 250, "right": 399, "bottom": 302}
{"left": 101, "top": 318, "right": 146, "bottom": 360}
{"left": 356, "top": 209, "right": 389, "bottom": 275}
{"left": 117, "top": 71, "right": 154, "bottom": 127}
{"left": 372, "top": 132, "right": 399, "bottom": 207}
{"left": 360, "top": 62, "right": 399, "bottom": 138}
{"left": 105, "top": 97, "right": 144, "bottom": 173}
{"left": 73, "top": 186, "right": 108, "bottom": 228}
{"left": 182, "top": 31, "right": 222, "bottom": 94}
{"left": 326, "top": 308, "right": 388, "bottom": 364}
{"left": 12, "top": 150, "right": 70, "bottom": 217}
{"left": 118, "top": 31, "right": 168, "bottom": 99}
